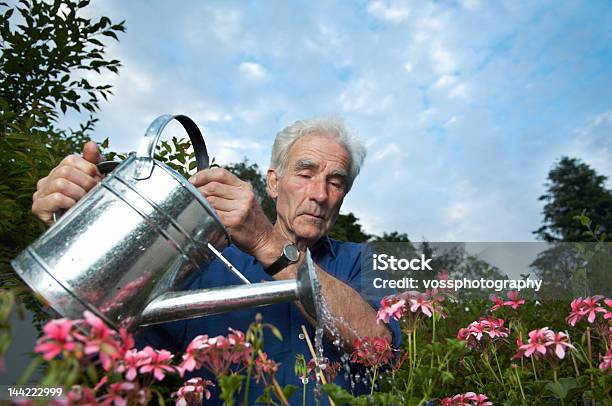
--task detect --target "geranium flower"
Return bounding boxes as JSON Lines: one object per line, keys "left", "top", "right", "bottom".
{"left": 489, "top": 294, "right": 504, "bottom": 312}
{"left": 82, "top": 311, "right": 121, "bottom": 370}
{"left": 64, "top": 385, "right": 98, "bottom": 404}
{"left": 566, "top": 298, "right": 586, "bottom": 326}
{"left": 409, "top": 294, "right": 434, "bottom": 318}
{"left": 116, "top": 348, "right": 149, "bottom": 381}
{"left": 98, "top": 382, "right": 137, "bottom": 406}
{"left": 34, "top": 318, "right": 79, "bottom": 361}
{"left": 179, "top": 329, "right": 252, "bottom": 377}
{"left": 514, "top": 328, "right": 575, "bottom": 361}
{"left": 178, "top": 334, "right": 209, "bottom": 375}
{"left": 520, "top": 327, "right": 553, "bottom": 357}
{"left": 307, "top": 357, "right": 341, "bottom": 383}
{"left": 376, "top": 296, "right": 405, "bottom": 324}
{"left": 604, "top": 298, "right": 612, "bottom": 320}
{"left": 457, "top": 317, "right": 509, "bottom": 349}
{"left": 582, "top": 296, "right": 606, "bottom": 323}
{"left": 351, "top": 336, "right": 394, "bottom": 369}
{"left": 503, "top": 291, "right": 525, "bottom": 309}
{"left": 544, "top": 331, "right": 575, "bottom": 359}
{"left": 565, "top": 296, "right": 606, "bottom": 326}
{"left": 599, "top": 348, "right": 612, "bottom": 374}
{"left": 441, "top": 392, "right": 492, "bottom": 405}
{"left": 255, "top": 351, "right": 278, "bottom": 383}
{"left": 172, "top": 378, "right": 214, "bottom": 406}
{"left": 138, "top": 346, "right": 176, "bottom": 381}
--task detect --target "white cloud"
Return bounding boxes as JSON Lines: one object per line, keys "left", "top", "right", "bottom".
{"left": 367, "top": 0, "right": 410, "bottom": 22}
{"left": 239, "top": 62, "right": 267, "bottom": 80}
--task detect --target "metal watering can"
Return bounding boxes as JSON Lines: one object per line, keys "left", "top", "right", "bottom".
{"left": 11, "top": 115, "right": 320, "bottom": 331}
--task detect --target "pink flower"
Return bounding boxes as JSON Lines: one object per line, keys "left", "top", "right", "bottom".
{"left": 99, "top": 382, "right": 137, "bottom": 406}
{"left": 351, "top": 336, "right": 394, "bottom": 369}
{"left": 565, "top": 296, "right": 606, "bottom": 326}
{"left": 441, "top": 392, "right": 492, "bottom": 405}
{"left": 582, "top": 296, "right": 606, "bottom": 323}
{"left": 34, "top": 318, "right": 79, "bottom": 361}
{"left": 604, "top": 298, "right": 612, "bottom": 320}
{"left": 489, "top": 294, "right": 504, "bottom": 312}
{"left": 514, "top": 328, "right": 575, "bottom": 361}
{"left": 307, "top": 357, "right": 341, "bottom": 383}
{"left": 115, "top": 349, "right": 148, "bottom": 381}
{"left": 599, "top": 348, "right": 612, "bottom": 374}
{"left": 503, "top": 291, "right": 525, "bottom": 309}
{"left": 566, "top": 298, "right": 586, "bottom": 326}
{"left": 409, "top": 294, "right": 434, "bottom": 318}
{"left": 64, "top": 385, "right": 98, "bottom": 404}
{"left": 138, "top": 346, "right": 176, "bottom": 381}
{"left": 172, "top": 378, "right": 214, "bottom": 406}
{"left": 376, "top": 296, "right": 405, "bottom": 324}
{"left": 178, "top": 334, "right": 209, "bottom": 375}
{"left": 520, "top": 327, "right": 553, "bottom": 357}
{"left": 544, "top": 331, "right": 575, "bottom": 359}
{"left": 255, "top": 352, "right": 278, "bottom": 383}
{"left": 82, "top": 311, "right": 121, "bottom": 370}
{"left": 457, "top": 317, "right": 509, "bottom": 349}
{"left": 179, "top": 329, "right": 251, "bottom": 377}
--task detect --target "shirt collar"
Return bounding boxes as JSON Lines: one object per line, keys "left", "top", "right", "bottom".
{"left": 310, "top": 235, "right": 337, "bottom": 259}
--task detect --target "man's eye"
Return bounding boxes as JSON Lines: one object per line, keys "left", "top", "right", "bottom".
{"left": 329, "top": 181, "right": 344, "bottom": 189}
{"left": 297, "top": 172, "right": 312, "bottom": 179}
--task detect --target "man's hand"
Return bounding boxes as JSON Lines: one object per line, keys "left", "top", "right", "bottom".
{"left": 189, "top": 167, "right": 277, "bottom": 257}
{"left": 32, "top": 141, "right": 104, "bottom": 225}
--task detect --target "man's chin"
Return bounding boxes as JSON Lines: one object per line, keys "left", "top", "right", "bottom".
{"left": 293, "top": 221, "right": 327, "bottom": 244}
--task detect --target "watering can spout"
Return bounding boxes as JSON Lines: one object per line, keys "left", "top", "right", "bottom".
{"left": 138, "top": 251, "right": 320, "bottom": 327}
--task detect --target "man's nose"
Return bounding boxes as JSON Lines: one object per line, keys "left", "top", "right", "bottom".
{"left": 308, "top": 177, "right": 328, "bottom": 203}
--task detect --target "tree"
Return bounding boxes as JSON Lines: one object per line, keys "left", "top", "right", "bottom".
{"left": 0, "top": 0, "right": 125, "bottom": 325}
{"left": 534, "top": 157, "right": 612, "bottom": 242}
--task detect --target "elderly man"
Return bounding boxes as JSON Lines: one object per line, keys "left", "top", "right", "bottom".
{"left": 32, "top": 117, "right": 400, "bottom": 404}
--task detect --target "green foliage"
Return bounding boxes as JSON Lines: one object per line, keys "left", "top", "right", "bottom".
{"left": 218, "top": 373, "right": 244, "bottom": 406}
{"left": 534, "top": 157, "right": 612, "bottom": 242}
{"left": 0, "top": 0, "right": 124, "bottom": 328}
{"left": 329, "top": 212, "right": 371, "bottom": 243}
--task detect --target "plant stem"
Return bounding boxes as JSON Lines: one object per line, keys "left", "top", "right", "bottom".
{"left": 370, "top": 367, "right": 379, "bottom": 396}
{"left": 482, "top": 354, "right": 503, "bottom": 387}
{"left": 430, "top": 314, "right": 436, "bottom": 368}
{"left": 586, "top": 327, "right": 595, "bottom": 392}
{"left": 243, "top": 344, "right": 257, "bottom": 406}
{"left": 491, "top": 345, "right": 505, "bottom": 387}
{"left": 513, "top": 366, "right": 526, "bottom": 405}
{"left": 530, "top": 356, "right": 538, "bottom": 381}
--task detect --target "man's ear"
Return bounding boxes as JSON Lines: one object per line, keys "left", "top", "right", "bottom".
{"left": 267, "top": 169, "right": 279, "bottom": 199}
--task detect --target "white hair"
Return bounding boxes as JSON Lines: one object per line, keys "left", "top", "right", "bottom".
{"left": 270, "top": 117, "right": 366, "bottom": 192}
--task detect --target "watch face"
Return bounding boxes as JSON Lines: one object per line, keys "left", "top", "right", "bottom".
{"left": 283, "top": 244, "right": 300, "bottom": 262}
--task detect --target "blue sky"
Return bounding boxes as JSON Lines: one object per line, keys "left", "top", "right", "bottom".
{"left": 62, "top": 0, "right": 612, "bottom": 241}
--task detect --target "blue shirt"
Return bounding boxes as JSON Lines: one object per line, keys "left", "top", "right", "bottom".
{"left": 136, "top": 237, "right": 401, "bottom": 405}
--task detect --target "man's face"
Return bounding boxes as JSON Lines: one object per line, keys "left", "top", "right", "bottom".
{"left": 268, "top": 133, "right": 351, "bottom": 246}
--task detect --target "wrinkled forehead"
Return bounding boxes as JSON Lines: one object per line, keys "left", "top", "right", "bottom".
{"left": 286, "top": 132, "right": 351, "bottom": 174}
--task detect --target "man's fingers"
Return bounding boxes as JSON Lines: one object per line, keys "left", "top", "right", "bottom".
{"left": 32, "top": 193, "right": 77, "bottom": 223}
{"left": 189, "top": 167, "right": 242, "bottom": 188}
{"left": 204, "top": 195, "right": 244, "bottom": 212}
{"left": 82, "top": 140, "right": 104, "bottom": 164}
{"left": 197, "top": 181, "right": 244, "bottom": 200}
{"left": 58, "top": 154, "right": 102, "bottom": 178}
{"left": 42, "top": 165, "right": 101, "bottom": 195}
{"left": 44, "top": 178, "right": 89, "bottom": 202}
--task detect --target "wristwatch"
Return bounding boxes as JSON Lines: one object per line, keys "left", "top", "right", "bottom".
{"left": 264, "top": 243, "right": 300, "bottom": 276}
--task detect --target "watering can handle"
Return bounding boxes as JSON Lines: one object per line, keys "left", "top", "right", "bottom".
{"left": 134, "top": 114, "right": 209, "bottom": 180}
